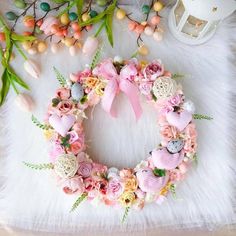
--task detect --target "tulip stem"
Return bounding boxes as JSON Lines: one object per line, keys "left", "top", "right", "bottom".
{"left": 94, "top": 21, "right": 106, "bottom": 37}
{"left": 9, "top": 77, "right": 19, "bottom": 95}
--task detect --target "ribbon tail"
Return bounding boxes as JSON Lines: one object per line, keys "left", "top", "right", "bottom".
{"left": 101, "top": 79, "right": 118, "bottom": 118}
{"left": 120, "top": 79, "right": 142, "bottom": 121}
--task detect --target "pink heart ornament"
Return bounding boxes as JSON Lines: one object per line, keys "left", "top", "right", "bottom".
{"left": 151, "top": 148, "right": 184, "bottom": 170}
{"left": 136, "top": 168, "right": 169, "bottom": 193}
{"left": 166, "top": 111, "right": 192, "bottom": 131}
{"left": 49, "top": 114, "right": 76, "bottom": 137}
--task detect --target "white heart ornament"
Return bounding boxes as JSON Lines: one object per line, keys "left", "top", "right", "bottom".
{"left": 166, "top": 111, "right": 192, "bottom": 131}
{"left": 49, "top": 114, "right": 76, "bottom": 137}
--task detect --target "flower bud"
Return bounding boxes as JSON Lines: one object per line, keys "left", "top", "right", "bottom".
{"left": 15, "top": 93, "right": 35, "bottom": 112}
{"left": 24, "top": 59, "right": 40, "bottom": 79}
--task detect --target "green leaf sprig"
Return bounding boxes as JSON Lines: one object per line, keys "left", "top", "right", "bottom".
{"left": 53, "top": 66, "right": 67, "bottom": 87}
{"left": 23, "top": 161, "right": 54, "bottom": 170}
{"left": 0, "top": 14, "right": 34, "bottom": 106}
{"left": 31, "top": 115, "right": 52, "bottom": 130}
{"left": 193, "top": 114, "right": 213, "bottom": 120}
{"left": 70, "top": 193, "right": 88, "bottom": 212}
{"left": 121, "top": 207, "right": 130, "bottom": 223}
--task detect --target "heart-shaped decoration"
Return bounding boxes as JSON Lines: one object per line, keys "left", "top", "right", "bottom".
{"left": 136, "top": 168, "right": 169, "bottom": 193}
{"left": 49, "top": 114, "right": 76, "bottom": 137}
{"left": 151, "top": 148, "right": 184, "bottom": 170}
{"left": 166, "top": 111, "right": 192, "bottom": 131}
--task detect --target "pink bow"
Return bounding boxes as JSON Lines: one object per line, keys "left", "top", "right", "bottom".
{"left": 94, "top": 60, "right": 142, "bottom": 120}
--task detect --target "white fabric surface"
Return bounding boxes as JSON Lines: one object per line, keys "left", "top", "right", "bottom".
{"left": 0, "top": 1, "right": 236, "bottom": 234}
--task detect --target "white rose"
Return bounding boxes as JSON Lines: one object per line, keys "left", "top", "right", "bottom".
{"left": 152, "top": 76, "right": 177, "bottom": 99}
{"left": 54, "top": 154, "right": 78, "bottom": 178}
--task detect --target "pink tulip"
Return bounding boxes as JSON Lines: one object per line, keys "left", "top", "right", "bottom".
{"left": 82, "top": 36, "right": 99, "bottom": 56}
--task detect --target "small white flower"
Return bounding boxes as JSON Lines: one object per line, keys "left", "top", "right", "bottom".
{"left": 54, "top": 154, "right": 78, "bottom": 178}
{"left": 152, "top": 76, "right": 177, "bottom": 99}
{"left": 183, "top": 100, "right": 195, "bottom": 114}
{"left": 113, "top": 55, "right": 123, "bottom": 64}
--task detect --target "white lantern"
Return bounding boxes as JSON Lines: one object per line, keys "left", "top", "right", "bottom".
{"left": 168, "top": 0, "right": 236, "bottom": 45}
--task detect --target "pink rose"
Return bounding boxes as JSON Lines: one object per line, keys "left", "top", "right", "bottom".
{"left": 107, "top": 177, "right": 124, "bottom": 199}
{"left": 77, "top": 161, "right": 93, "bottom": 178}
{"left": 119, "top": 168, "right": 134, "bottom": 178}
{"left": 160, "top": 125, "right": 178, "bottom": 141}
{"left": 168, "top": 94, "right": 183, "bottom": 106}
{"left": 139, "top": 82, "right": 153, "bottom": 95}
{"left": 143, "top": 60, "right": 164, "bottom": 81}
{"left": 61, "top": 176, "right": 84, "bottom": 195}
{"left": 95, "top": 179, "right": 108, "bottom": 195}
{"left": 71, "top": 68, "right": 92, "bottom": 83}
{"left": 49, "top": 143, "right": 65, "bottom": 162}
{"left": 84, "top": 177, "right": 95, "bottom": 192}
{"left": 72, "top": 122, "right": 84, "bottom": 135}
{"left": 91, "top": 163, "right": 108, "bottom": 180}
{"left": 69, "top": 141, "right": 83, "bottom": 155}
{"left": 56, "top": 88, "right": 71, "bottom": 100}
{"left": 57, "top": 100, "right": 74, "bottom": 115}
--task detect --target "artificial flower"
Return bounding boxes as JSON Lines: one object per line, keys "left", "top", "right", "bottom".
{"left": 107, "top": 177, "right": 124, "bottom": 200}
{"left": 54, "top": 154, "right": 78, "bottom": 178}
{"left": 119, "top": 191, "right": 136, "bottom": 207}
{"left": 77, "top": 161, "right": 93, "bottom": 178}
{"left": 61, "top": 176, "right": 84, "bottom": 195}
{"left": 160, "top": 125, "right": 179, "bottom": 141}
{"left": 57, "top": 100, "right": 74, "bottom": 115}
{"left": 84, "top": 77, "right": 99, "bottom": 88}
{"left": 56, "top": 88, "right": 71, "bottom": 100}
{"left": 143, "top": 60, "right": 164, "bottom": 81}
{"left": 152, "top": 76, "right": 177, "bottom": 99}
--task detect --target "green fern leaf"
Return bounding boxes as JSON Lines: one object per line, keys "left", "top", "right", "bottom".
{"left": 31, "top": 115, "right": 52, "bottom": 130}
{"left": 90, "top": 46, "right": 103, "bottom": 70}
{"left": 23, "top": 162, "right": 54, "bottom": 170}
{"left": 170, "top": 184, "right": 177, "bottom": 199}
{"left": 121, "top": 207, "right": 130, "bottom": 223}
{"left": 53, "top": 67, "right": 67, "bottom": 87}
{"left": 172, "top": 73, "right": 184, "bottom": 79}
{"left": 193, "top": 114, "right": 213, "bottom": 120}
{"left": 70, "top": 193, "right": 87, "bottom": 212}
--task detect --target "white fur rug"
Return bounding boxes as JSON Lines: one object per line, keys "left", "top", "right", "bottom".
{"left": 0, "top": 1, "right": 236, "bottom": 234}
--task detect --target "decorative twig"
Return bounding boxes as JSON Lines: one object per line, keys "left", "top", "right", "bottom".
{"left": 193, "top": 114, "right": 213, "bottom": 120}
{"left": 31, "top": 115, "right": 52, "bottom": 130}
{"left": 53, "top": 66, "right": 67, "bottom": 87}
{"left": 121, "top": 207, "right": 130, "bottom": 223}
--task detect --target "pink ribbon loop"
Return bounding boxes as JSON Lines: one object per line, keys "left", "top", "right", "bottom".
{"left": 97, "top": 60, "right": 142, "bottom": 120}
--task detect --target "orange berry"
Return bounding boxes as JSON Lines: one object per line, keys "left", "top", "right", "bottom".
{"left": 36, "top": 19, "right": 43, "bottom": 27}
{"left": 23, "top": 15, "right": 35, "bottom": 28}
{"left": 135, "top": 24, "right": 144, "bottom": 34}
{"left": 0, "top": 32, "right": 6, "bottom": 42}
{"left": 150, "top": 15, "right": 160, "bottom": 25}
{"left": 74, "top": 31, "right": 82, "bottom": 39}
{"left": 23, "top": 31, "right": 32, "bottom": 36}
{"left": 86, "top": 25, "right": 92, "bottom": 31}
{"left": 50, "top": 24, "right": 59, "bottom": 34}
{"left": 128, "top": 21, "right": 137, "bottom": 31}
{"left": 55, "top": 30, "right": 64, "bottom": 37}
{"left": 62, "top": 29, "right": 68, "bottom": 36}
{"left": 71, "top": 22, "right": 80, "bottom": 31}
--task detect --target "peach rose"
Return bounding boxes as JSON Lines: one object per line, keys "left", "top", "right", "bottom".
{"left": 61, "top": 176, "right": 84, "bottom": 195}
{"left": 57, "top": 100, "right": 74, "bottom": 115}
{"left": 56, "top": 88, "right": 70, "bottom": 100}
{"left": 69, "top": 141, "right": 83, "bottom": 155}
{"left": 185, "top": 123, "right": 197, "bottom": 139}
{"left": 160, "top": 125, "right": 178, "bottom": 141}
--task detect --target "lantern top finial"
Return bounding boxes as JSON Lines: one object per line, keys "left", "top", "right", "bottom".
{"left": 182, "top": 0, "right": 236, "bottom": 21}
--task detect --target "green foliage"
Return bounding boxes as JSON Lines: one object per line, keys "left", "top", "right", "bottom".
{"left": 121, "top": 207, "right": 130, "bottom": 223}
{"left": 105, "top": 12, "right": 114, "bottom": 47}
{"left": 153, "top": 168, "right": 166, "bottom": 177}
{"left": 23, "top": 162, "right": 54, "bottom": 170}
{"left": 31, "top": 115, "right": 52, "bottom": 130}
{"left": 193, "top": 114, "right": 213, "bottom": 120}
{"left": 53, "top": 67, "right": 67, "bottom": 87}
{"left": 70, "top": 193, "right": 87, "bottom": 212}
{"left": 61, "top": 134, "right": 71, "bottom": 148}
{"left": 172, "top": 73, "right": 184, "bottom": 79}
{"left": 170, "top": 184, "right": 177, "bottom": 199}
{"left": 90, "top": 46, "right": 102, "bottom": 69}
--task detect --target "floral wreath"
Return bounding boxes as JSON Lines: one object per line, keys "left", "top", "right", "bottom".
{"left": 25, "top": 55, "right": 212, "bottom": 222}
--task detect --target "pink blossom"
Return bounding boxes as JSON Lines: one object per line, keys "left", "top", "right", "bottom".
{"left": 160, "top": 125, "right": 178, "bottom": 141}
{"left": 184, "top": 138, "right": 197, "bottom": 154}
{"left": 77, "top": 161, "right": 93, "bottom": 178}
{"left": 107, "top": 177, "right": 124, "bottom": 199}
{"left": 184, "top": 123, "right": 197, "bottom": 139}
{"left": 95, "top": 179, "right": 108, "bottom": 195}
{"left": 56, "top": 88, "right": 71, "bottom": 100}
{"left": 139, "top": 82, "right": 153, "bottom": 95}
{"left": 168, "top": 94, "right": 183, "bottom": 106}
{"left": 49, "top": 144, "right": 65, "bottom": 162}
{"left": 68, "top": 141, "right": 83, "bottom": 155}
{"left": 169, "top": 169, "right": 185, "bottom": 182}
{"left": 91, "top": 163, "right": 108, "bottom": 180}
{"left": 72, "top": 122, "right": 84, "bottom": 135}
{"left": 71, "top": 69, "right": 92, "bottom": 83}
{"left": 143, "top": 60, "right": 164, "bottom": 81}
{"left": 61, "top": 176, "right": 84, "bottom": 195}
{"left": 84, "top": 177, "right": 95, "bottom": 192}
{"left": 57, "top": 100, "right": 74, "bottom": 115}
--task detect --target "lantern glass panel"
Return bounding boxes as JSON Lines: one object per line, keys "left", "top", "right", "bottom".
{"left": 174, "top": 0, "right": 185, "bottom": 26}
{"left": 181, "top": 15, "right": 207, "bottom": 37}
